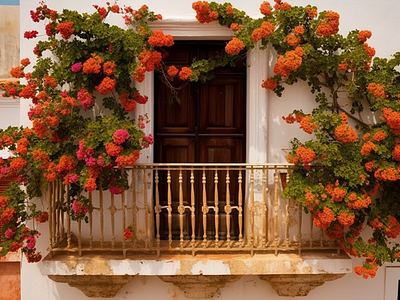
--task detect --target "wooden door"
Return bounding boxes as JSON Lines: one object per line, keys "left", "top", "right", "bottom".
{"left": 155, "top": 41, "right": 246, "bottom": 240}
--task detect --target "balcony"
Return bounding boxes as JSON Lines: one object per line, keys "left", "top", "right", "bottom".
{"left": 40, "top": 163, "right": 351, "bottom": 298}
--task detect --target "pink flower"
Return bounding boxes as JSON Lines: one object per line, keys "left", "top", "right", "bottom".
{"left": 71, "top": 63, "right": 82, "bottom": 72}
{"left": 26, "top": 236, "right": 36, "bottom": 249}
{"left": 4, "top": 228, "right": 15, "bottom": 239}
{"left": 110, "top": 186, "right": 125, "bottom": 195}
{"left": 77, "top": 88, "right": 94, "bottom": 110}
{"left": 112, "top": 129, "right": 130, "bottom": 145}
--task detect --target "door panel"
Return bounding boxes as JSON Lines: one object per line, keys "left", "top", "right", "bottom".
{"left": 155, "top": 41, "right": 246, "bottom": 240}
{"left": 200, "top": 76, "right": 245, "bottom": 134}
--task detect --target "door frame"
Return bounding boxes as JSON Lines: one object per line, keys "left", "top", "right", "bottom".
{"left": 132, "top": 20, "right": 269, "bottom": 239}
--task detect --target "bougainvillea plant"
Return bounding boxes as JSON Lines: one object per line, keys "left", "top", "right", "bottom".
{"left": 186, "top": 0, "right": 400, "bottom": 278}
{"left": 0, "top": 2, "right": 169, "bottom": 262}
{"left": 2, "top": 0, "right": 400, "bottom": 278}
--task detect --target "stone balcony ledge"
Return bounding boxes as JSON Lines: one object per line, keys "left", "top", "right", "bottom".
{"left": 40, "top": 251, "right": 352, "bottom": 298}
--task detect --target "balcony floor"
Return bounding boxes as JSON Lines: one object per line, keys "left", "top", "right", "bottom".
{"left": 40, "top": 250, "right": 352, "bottom": 276}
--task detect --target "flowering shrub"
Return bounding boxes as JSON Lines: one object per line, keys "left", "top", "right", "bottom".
{"left": 188, "top": 0, "right": 400, "bottom": 278}
{"left": 0, "top": 2, "right": 173, "bottom": 261}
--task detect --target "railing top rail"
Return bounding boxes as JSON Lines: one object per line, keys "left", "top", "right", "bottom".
{"left": 132, "top": 163, "right": 294, "bottom": 168}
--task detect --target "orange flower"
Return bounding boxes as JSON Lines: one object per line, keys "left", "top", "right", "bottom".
{"left": 306, "top": 6, "right": 317, "bottom": 19}
{"left": 347, "top": 193, "right": 371, "bottom": 210}
{"left": 251, "top": 21, "right": 275, "bottom": 42}
{"left": 105, "top": 142, "right": 123, "bottom": 157}
{"left": 374, "top": 168, "right": 400, "bottom": 181}
{"left": 304, "top": 189, "right": 319, "bottom": 211}
{"left": 56, "top": 155, "right": 76, "bottom": 174}
{"left": 363, "top": 43, "right": 375, "bottom": 58}
{"left": 10, "top": 66, "right": 25, "bottom": 78}
{"left": 299, "top": 115, "right": 317, "bottom": 134}
{"left": 337, "top": 212, "right": 355, "bottom": 226}
{"left": 259, "top": 1, "right": 272, "bottom": 15}
{"left": 361, "top": 141, "right": 376, "bottom": 155}
{"left": 16, "top": 138, "right": 29, "bottom": 155}
{"left": 83, "top": 54, "right": 103, "bottom": 74}
{"left": 330, "top": 187, "right": 347, "bottom": 203}
{"left": 334, "top": 124, "right": 358, "bottom": 144}
{"left": 57, "top": 21, "right": 74, "bottom": 39}
{"left": 313, "top": 207, "right": 335, "bottom": 229}
{"left": 20, "top": 58, "right": 30, "bottom": 66}
{"left": 45, "top": 115, "right": 59, "bottom": 127}
{"left": 392, "top": 145, "right": 400, "bottom": 161}
{"left": 230, "top": 23, "right": 242, "bottom": 32}
{"left": 95, "top": 76, "right": 116, "bottom": 95}
{"left": 225, "top": 37, "right": 245, "bottom": 55}
{"left": 148, "top": 30, "right": 174, "bottom": 47}
{"left": 138, "top": 49, "right": 162, "bottom": 72}
{"left": 261, "top": 77, "right": 278, "bottom": 90}
{"left": 226, "top": 5, "right": 234, "bottom": 15}
{"left": 364, "top": 160, "right": 375, "bottom": 172}
{"left": 296, "top": 146, "right": 316, "bottom": 164}
{"left": 372, "top": 131, "right": 386, "bottom": 142}
{"left": 293, "top": 25, "right": 305, "bottom": 35}
{"left": 103, "top": 61, "right": 116, "bottom": 76}
{"left": 367, "top": 83, "right": 385, "bottom": 98}
{"left": 10, "top": 157, "right": 27, "bottom": 171}
{"left": 383, "top": 108, "right": 400, "bottom": 132}
{"left": 178, "top": 67, "right": 192, "bottom": 80}
{"left": 192, "top": 1, "right": 219, "bottom": 23}
{"left": 167, "top": 65, "right": 179, "bottom": 77}
{"left": 273, "top": 50, "right": 302, "bottom": 77}
{"left": 32, "top": 119, "right": 50, "bottom": 139}
{"left": 282, "top": 113, "right": 295, "bottom": 124}
{"left": 286, "top": 34, "right": 301, "bottom": 46}
{"left": 119, "top": 92, "right": 136, "bottom": 112}
{"left": 369, "top": 217, "right": 384, "bottom": 230}
{"left": 358, "top": 30, "right": 372, "bottom": 43}
{"left": 316, "top": 11, "right": 339, "bottom": 37}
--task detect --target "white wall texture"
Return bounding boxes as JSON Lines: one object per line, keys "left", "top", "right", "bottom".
{"left": 18, "top": 0, "right": 400, "bottom": 299}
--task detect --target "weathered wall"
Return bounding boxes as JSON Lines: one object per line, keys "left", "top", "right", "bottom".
{"left": 0, "top": 5, "right": 20, "bottom": 79}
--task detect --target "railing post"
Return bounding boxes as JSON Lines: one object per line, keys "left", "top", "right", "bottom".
{"left": 261, "top": 166, "right": 267, "bottom": 248}
{"left": 214, "top": 169, "right": 219, "bottom": 246}
{"left": 202, "top": 167, "right": 208, "bottom": 247}
{"left": 273, "top": 168, "right": 279, "bottom": 255}
{"left": 167, "top": 168, "right": 172, "bottom": 248}
{"left": 190, "top": 169, "right": 196, "bottom": 255}
{"left": 178, "top": 167, "right": 185, "bottom": 249}
{"left": 154, "top": 168, "right": 161, "bottom": 256}
{"left": 225, "top": 168, "right": 231, "bottom": 246}
{"left": 249, "top": 167, "right": 255, "bottom": 255}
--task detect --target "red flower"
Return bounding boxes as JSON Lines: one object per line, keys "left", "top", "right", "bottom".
{"left": 24, "top": 30, "right": 38, "bottom": 39}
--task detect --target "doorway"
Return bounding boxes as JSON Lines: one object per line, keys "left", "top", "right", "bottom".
{"left": 154, "top": 41, "right": 246, "bottom": 240}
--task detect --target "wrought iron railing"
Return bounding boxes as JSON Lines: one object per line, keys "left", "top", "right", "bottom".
{"left": 46, "top": 163, "right": 339, "bottom": 257}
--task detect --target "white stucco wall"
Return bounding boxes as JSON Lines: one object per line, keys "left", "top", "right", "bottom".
{"left": 18, "top": 1, "right": 400, "bottom": 299}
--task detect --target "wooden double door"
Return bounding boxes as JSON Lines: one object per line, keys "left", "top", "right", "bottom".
{"left": 155, "top": 41, "right": 246, "bottom": 240}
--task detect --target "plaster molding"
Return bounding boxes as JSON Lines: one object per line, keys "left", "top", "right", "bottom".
{"left": 259, "top": 274, "right": 345, "bottom": 297}
{"left": 48, "top": 275, "right": 134, "bottom": 298}
{"left": 158, "top": 275, "right": 242, "bottom": 299}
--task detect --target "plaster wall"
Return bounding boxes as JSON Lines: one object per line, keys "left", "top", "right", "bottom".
{"left": 18, "top": 0, "right": 400, "bottom": 300}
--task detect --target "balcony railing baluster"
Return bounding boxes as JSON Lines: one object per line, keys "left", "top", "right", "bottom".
{"left": 46, "top": 163, "right": 339, "bottom": 257}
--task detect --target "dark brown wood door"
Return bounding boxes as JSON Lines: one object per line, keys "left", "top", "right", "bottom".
{"left": 155, "top": 41, "right": 246, "bottom": 240}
